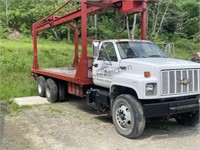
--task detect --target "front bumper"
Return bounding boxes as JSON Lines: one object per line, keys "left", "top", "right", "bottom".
{"left": 143, "top": 95, "right": 200, "bottom": 118}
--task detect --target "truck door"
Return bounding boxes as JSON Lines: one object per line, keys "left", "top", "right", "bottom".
{"left": 93, "top": 42, "right": 119, "bottom": 88}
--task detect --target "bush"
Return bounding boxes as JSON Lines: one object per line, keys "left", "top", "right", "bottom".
{"left": 173, "top": 38, "right": 199, "bottom": 60}
{"left": 0, "top": 24, "right": 9, "bottom": 39}
{"left": 175, "top": 38, "right": 199, "bottom": 51}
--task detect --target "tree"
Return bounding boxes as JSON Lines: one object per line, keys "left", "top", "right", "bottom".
{"left": 0, "top": 0, "right": 199, "bottom": 41}
{"left": 175, "top": 0, "right": 199, "bottom": 39}
{"left": 148, "top": 0, "right": 173, "bottom": 37}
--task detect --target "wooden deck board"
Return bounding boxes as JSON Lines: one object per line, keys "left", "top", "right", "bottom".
{"left": 41, "top": 67, "right": 76, "bottom": 77}
{"left": 40, "top": 67, "right": 92, "bottom": 78}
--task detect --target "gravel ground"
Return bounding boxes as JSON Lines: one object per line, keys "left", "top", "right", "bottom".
{"left": 0, "top": 98, "right": 200, "bottom": 150}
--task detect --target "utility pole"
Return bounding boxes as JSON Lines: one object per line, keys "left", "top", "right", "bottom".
{"left": 6, "top": 0, "right": 8, "bottom": 25}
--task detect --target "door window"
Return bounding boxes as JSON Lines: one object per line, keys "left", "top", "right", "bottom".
{"left": 98, "top": 42, "right": 118, "bottom": 62}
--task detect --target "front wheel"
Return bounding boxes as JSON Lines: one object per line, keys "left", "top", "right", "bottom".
{"left": 175, "top": 111, "right": 199, "bottom": 126}
{"left": 112, "top": 94, "right": 145, "bottom": 138}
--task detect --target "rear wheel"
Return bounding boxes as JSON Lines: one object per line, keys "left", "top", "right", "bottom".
{"left": 36, "top": 76, "right": 46, "bottom": 97}
{"left": 45, "top": 78, "right": 58, "bottom": 103}
{"left": 58, "top": 81, "right": 67, "bottom": 102}
{"left": 112, "top": 94, "right": 145, "bottom": 138}
{"left": 175, "top": 111, "right": 199, "bottom": 126}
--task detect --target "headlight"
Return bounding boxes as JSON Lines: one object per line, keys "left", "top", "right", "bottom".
{"left": 146, "top": 83, "right": 157, "bottom": 96}
{"left": 146, "top": 84, "right": 154, "bottom": 91}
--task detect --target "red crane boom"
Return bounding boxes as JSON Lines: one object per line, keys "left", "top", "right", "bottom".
{"left": 32, "top": 0, "right": 154, "bottom": 96}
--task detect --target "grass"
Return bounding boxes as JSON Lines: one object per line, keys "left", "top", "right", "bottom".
{"left": 174, "top": 39, "right": 200, "bottom": 60}
{"left": 0, "top": 38, "right": 74, "bottom": 102}
{"left": 50, "top": 107, "right": 64, "bottom": 114}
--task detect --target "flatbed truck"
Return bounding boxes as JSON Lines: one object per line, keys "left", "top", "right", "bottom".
{"left": 31, "top": 0, "right": 200, "bottom": 138}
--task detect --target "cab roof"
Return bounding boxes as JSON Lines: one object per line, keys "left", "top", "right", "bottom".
{"left": 101, "top": 39, "right": 153, "bottom": 43}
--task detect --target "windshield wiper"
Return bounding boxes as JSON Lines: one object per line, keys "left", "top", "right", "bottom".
{"left": 123, "top": 56, "right": 138, "bottom": 59}
{"left": 148, "top": 55, "right": 162, "bottom": 57}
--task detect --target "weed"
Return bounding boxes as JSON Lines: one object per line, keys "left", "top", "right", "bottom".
{"left": 51, "top": 107, "right": 64, "bottom": 114}
{"left": 174, "top": 39, "right": 200, "bottom": 60}
{"left": 3, "top": 99, "right": 33, "bottom": 116}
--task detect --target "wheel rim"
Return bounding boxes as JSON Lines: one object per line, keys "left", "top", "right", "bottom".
{"left": 116, "top": 104, "right": 132, "bottom": 129}
{"left": 46, "top": 86, "right": 50, "bottom": 98}
{"left": 38, "top": 83, "right": 42, "bottom": 94}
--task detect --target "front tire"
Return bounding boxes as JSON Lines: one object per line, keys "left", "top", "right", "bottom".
{"left": 45, "top": 78, "right": 58, "bottom": 103}
{"left": 175, "top": 111, "right": 199, "bottom": 126}
{"left": 112, "top": 94, "right": 145, "bottom": 138}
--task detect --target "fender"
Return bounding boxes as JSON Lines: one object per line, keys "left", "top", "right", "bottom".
{"left": 111, "top": 73, "right": 144, "bottom": 99}
{"left": 111, "top": 72, "right": 158, "bottom": 99}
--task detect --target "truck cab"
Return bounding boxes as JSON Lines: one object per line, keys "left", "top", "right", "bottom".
{"left": 92, "top": 39, "right": 200, "bottom": 99}
{"left": 87, "top": 39, "right": 200, "bottom": 138}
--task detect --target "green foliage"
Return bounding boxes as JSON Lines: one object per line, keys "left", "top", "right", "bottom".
{"left": 0, "top": 0, "right": 199, "bottom": 42}
{"left": 147, "top": 0, "right": 199, "bottom": 41}
{"left": 0, "top": 0, "right": 68, "bottom": 38}
{"left": 0, "top": 38, "right": 74, "bottom": 101}
{"left": 6, "top": 100, "right": 33, "bottom": 116}
{"left": 175, "top": 0, "right": 199, "bottom": 39}
{"left": 192, "top": 32, "right": 200, "bottom": 44}
{"left": 0, "top": 22, "right": 9, "bottom": 39}
{"left": 174, "top": 38, "right": 200, "bottom": 60}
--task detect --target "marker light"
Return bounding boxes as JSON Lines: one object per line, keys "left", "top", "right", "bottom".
{"left": 144, "top": 71, "right": 151, "bottom": 78}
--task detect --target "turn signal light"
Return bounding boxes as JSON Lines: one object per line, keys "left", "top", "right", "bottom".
{"left": 144, "top": 71, "right": 151, "bottom": 78}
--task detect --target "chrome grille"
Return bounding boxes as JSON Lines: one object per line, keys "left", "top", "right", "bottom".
{"left": 161, "top": 69, "right": 200, "bottom": 95}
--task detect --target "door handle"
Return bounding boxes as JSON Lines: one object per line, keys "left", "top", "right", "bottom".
{"left": 93, "top": 64, "right": 98, "bottom": 67}
{"left": 120, "top": 66, "right": 126, "bottom": 70}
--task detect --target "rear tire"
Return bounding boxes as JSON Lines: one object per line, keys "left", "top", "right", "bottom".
{"left": 45, "top": 78, "right": 58, "bottom": 103}
{"left": 36, "top": 76, "right": 46, "bottom": 97}
{"left": 58, "top": 81, "right": 67, "bottom": 102}
{"left": 112, "top": 94, "right": 145, "bottom": 138}
{"left": 175, "top": 111, "right": 199, "bottom": 126}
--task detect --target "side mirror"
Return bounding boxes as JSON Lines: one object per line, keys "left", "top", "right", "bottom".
{"left": 92, "top": 41, "right": 99, "bottom": 59}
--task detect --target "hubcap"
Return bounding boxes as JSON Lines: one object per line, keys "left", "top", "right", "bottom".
{"left": 116, "top": 104, "right": 132, "bottom": 129}
{"left": 38, "top": 84, "right": 42, "bottom": 94}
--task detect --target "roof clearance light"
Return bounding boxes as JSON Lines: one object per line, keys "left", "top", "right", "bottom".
{"left": 144, "top": 71, "right": 151, "bottom": 78}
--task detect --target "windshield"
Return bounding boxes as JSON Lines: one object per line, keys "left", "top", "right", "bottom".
{"left": 116, "top": 41, "right": 167, "bottom": 59}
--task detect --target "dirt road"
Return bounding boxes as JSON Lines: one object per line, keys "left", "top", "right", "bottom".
{"left": 0, "top": 98, "right": 199, "bottom": 150}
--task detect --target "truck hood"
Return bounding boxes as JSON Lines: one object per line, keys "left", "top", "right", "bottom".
{"left": 121, "top": 58, "right": 200, "bottom": 70}
{"left": 119, "top": 58, "right": 200, "bottom": 77}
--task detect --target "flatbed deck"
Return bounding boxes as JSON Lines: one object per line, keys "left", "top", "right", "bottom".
{"left": 42, "top": 67, "right": 77, "bottom": 77}
{"left": 32, "top": 67, "right": 93, "bottom": 85}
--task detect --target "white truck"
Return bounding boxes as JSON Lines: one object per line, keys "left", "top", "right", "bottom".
{"left": 86, "top": 39, "right": 200, "bottom": 138}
